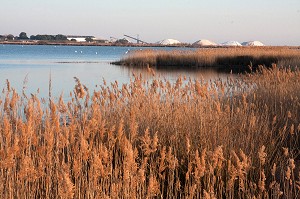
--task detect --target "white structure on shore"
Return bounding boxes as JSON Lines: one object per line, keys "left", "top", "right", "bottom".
{"left": 67, "top": 35, "right": 95, "bottom": 42}
{"left": 221, "top": 41, "right": 242, "bottom": 46}
{"left": 157, "top": 39, "right": 181, "bottom": 45}
{"left": 193, "top": 39, "right": 217, "bottom": 46}
{"left": 241, "top": 41, "right": 265, "bottom": 46}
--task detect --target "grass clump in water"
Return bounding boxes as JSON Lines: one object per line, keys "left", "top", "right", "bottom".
{"left": 113, "top": 47, "right": 300, "bottom": 72}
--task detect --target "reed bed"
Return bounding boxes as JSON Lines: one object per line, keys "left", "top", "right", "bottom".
{"left": 0, "top": 66, "right": 300, "bottom": 198}
{"left": 113, "top": 47, "right": 300, "bottom": 72}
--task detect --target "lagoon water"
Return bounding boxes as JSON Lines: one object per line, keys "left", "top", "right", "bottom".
{"left": 0, "top": 45, "right": 228, "bottom": 99}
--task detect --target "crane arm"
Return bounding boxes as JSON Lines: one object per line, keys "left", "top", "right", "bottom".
{"left": 124, "top": 35, "right": 148, "bottom": 44}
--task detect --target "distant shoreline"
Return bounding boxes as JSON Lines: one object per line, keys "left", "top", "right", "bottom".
{"left": 2, "top": 41, "right": 299, "bottom": 48}
{"left": 0, "top": 41, "right": 192, "bottom": 48}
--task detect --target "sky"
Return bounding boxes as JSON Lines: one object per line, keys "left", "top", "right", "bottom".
{"left": 1, "top": 0, "right": 300, "bottom": 45}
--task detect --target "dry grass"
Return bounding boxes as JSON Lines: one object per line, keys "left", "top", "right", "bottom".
{"left": 0, "top": 66, "right": 300, "bottom": 198}
{"left": 113, "top": 47, "right": 300, "bottom": 72}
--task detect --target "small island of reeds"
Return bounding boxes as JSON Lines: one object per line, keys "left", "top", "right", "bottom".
{"left": 112, "top": 47, "right": 300, "bottom": 72}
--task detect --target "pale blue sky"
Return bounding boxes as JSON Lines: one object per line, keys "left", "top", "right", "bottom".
{"left": 1, "top": 0, "right": 299, "bottom": 45}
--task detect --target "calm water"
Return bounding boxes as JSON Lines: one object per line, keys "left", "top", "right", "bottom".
{"left": 0, "top": 45, "right": 228, "bottom": 99}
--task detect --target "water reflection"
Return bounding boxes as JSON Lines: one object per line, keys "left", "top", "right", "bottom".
{"left": 116, "top": 65, "right": 232, "bottom": 83}
{"left": 1, "top": 63, "right": 233, "bottom": 100}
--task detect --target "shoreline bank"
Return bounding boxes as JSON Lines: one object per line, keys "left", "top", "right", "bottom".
{"left": 0, "top": 41, "right": 191, "bottom": 48}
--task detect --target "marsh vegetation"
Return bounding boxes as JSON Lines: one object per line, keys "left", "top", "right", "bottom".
{"left": 0, "top": 65, "right": 299, "bottom": 198}
{"left": 113, "top": 47, "right": 300, "bottom": 72}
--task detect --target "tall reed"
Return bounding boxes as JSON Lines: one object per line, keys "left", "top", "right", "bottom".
{"left": 0, "top": 65, "right": 299, "bottom": 198}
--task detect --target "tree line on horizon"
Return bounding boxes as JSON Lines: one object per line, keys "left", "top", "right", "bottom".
{"left": 0, "top": 32, "right": 131, "bottom": 44}
{"left": 0, "top": 32, "right": 69, "bottom": 41}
